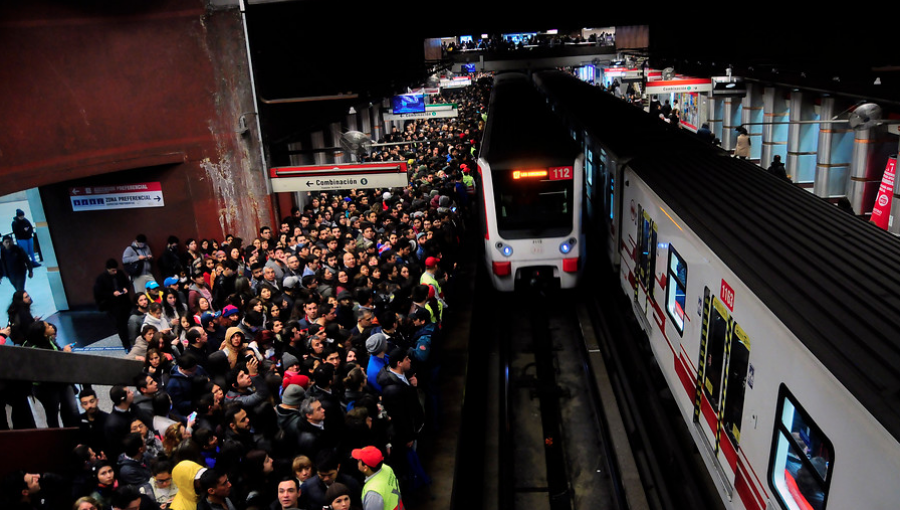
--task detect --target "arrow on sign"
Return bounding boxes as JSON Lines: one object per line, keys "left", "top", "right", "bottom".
{"left": 306, "top": 181, "right": 313, "bottom": 187}
{"left": 155, "top": 196, "right": 161, "bottom": 202}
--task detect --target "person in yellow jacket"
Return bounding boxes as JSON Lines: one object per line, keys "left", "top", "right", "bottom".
{"left": 169, "top": 460, "right": 206, "bottom": 510}
{"left": 353, "top": 446, "right": 403, "bottom": 510}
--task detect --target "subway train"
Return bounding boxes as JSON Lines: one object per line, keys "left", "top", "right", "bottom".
{"left": 477, "top": 73, "right": 584, "bottom": 291}
{"left": 532, "top": 70, "right": 900, "bottom": 510}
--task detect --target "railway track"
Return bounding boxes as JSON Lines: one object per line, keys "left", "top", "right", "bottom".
{"left": 452, "top": 250, "right": 725, "bottom": 510}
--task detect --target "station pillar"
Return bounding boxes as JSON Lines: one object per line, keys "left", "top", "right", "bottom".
{"left": 722, "top": 96, "right": 739, "bottom": 152}
{"left": 814, "top": 96, "right": 853, "bottom": 198}
{"left": 761, "top": 86, "right": 789, "bottom": 170}
{"left": 372, "top": 103, "right": 383, "bottom": 141}
{"left": 311, "top": 131, "right": 327, "bottom": 165}
{"left": 787, "top": 90, "right": 819, "bottom": 188}
{"left": 741, "top": 83, "right": 763, "bottom": 162}
{"left": 330, "top": 122, "right": 345, "bottom": 164}
{"left": 708, "top": 96, "right": 724, "bottom": 143}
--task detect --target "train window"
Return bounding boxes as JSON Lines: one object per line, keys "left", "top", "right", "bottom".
{"left": 492, "top": 169, "right": 574, "bottom": 238}
{"left": 665, "top": 248, "right": 687, "bottom": 335}
{"left": 769, "top": 386, "right": 833, "bottom": 510}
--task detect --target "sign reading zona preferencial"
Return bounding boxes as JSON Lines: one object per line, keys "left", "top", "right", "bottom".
{"left": 269, "top": 163, "right": 408, "bottom": 193}
{"left": 69, "top": 182, "right": 164, "bottom": 212}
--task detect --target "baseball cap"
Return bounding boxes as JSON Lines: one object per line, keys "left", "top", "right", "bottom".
{"left": 425, "top": 256, "right": 439, "bottom": 268}
{"left": 145, "top": 281, "right": 160, "bottom": 290}
{"left": 163, "top": 276, "right": 179, "bottom": 287}
{"left": 351, "top": 446, "right": 384, "bottom": 468}
{"left": 200, "top": 311, "right": 220, "bottom": 328}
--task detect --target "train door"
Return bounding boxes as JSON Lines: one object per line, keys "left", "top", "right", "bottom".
{"left": 634, "top": 207, "right": 657, "bottom": 318}
{"left": 693, "top": 287, "right": 751, "bottom": 496}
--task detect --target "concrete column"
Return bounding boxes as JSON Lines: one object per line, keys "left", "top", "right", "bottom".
{"left": 27, "top": 188, "right": 67, "bottom": 311}
{"left": 741, "top": 83, "right": 764, "bottom": 162}
{"left": 346, "top": 110, "right": 358, "bottom": 134}
{"left": 311, "top": 131, "right": 327, "bottom": 165}
{"left": 787, "top": 90, "right": 818, "bottom": 187}
{"left": 372, "top": 103, "right": 383, "bottom": 141}
{"left": 847, "top": 128, "right": 877, "bottom": 215}
{"left": 761, "top": 86, "right": 789, "bottom": 169}
{"left": 722, "top": 97, "right": 738, "bottom": 150}
{"left": 814, "top": 96, "right": 852, "bottom": 197}
{"left": 814, "top": 96, "right": 836, "bottom": 197}
{"left": 360, "top": 106, "right": 372, "bottom": 138}
{"left": 708, "top": 96, "right": 723, "bottom": 143}
{"left": 330, "top": 122, "right": 345, "bottom": 164}
{"left": 287, "top": 141, "right": 306, "bottom": 210}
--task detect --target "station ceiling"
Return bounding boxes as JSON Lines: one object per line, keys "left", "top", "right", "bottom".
{"left": 245, "top": 2, "right": 900, "bottom": 145}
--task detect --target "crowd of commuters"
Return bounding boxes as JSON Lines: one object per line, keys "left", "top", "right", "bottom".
{"left": 0, "top": 78, "right": 491, "bottom": 510}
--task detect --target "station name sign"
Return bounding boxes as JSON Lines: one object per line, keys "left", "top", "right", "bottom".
{"left": 645, "top": 78, "right": 712, "bottom": 95}
{"left": 269, "top": 163, "right": 409, "bottom": 193}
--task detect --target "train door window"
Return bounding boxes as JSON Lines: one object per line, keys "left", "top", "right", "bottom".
{"left": 722, "top": 323, "right": 749, "bottom": 447}
{"left": 585, "top": 143, "right": 594, "bottom": 188}
{"left": 665, "top": 247, "right": 687, "bottom": 335}
{"left": 702, "top": 298, "right": 729, "bottom": 410}
{"left": 769, "top": 386, "right": 833, "bottom": 510}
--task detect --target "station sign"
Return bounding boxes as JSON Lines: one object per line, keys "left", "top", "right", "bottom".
{"left": 69, "top": 182, "right": 164, "bottom": 212}
{"left": 871, "top": 155, "right": 896, "bottom": 230}
{"left": 440, "top": 77, "right": 471, "bottom": 89}
{"left": 646, "top": 78, "right": 712, "bottom": 95}
{"left": 383, "top": 103, "right": 459, "bottom": 121}
{"left": 269, "top": 163, "right": 409, "bottom": 193}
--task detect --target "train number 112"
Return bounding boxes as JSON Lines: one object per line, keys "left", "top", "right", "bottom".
{"left": 549, "top": 166, "right": 574, "bottom": 181}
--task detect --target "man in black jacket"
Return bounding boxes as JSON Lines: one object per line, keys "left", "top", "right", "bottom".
{"left": 94, "top": 259, "right": 133, "bottom": 349}
{"left": 0, "top": 235, "right": 32, "bottom": 292}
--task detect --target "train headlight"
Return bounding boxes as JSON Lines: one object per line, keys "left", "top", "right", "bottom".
{"left": 559, "top": 238, "right": 576, "bottom": 254}
{"left": 501, "top": 245, "right": 514, "bottom": 257}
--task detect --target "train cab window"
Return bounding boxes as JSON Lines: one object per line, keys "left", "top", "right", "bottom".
{"left": 665, "top": 248, "right": 687, "bottom": 335}
{"left": 492, "top": 169, "right": 574, "bottom": 239}
{"left": 769, "top": 386, "right": 833, "bottom": 510}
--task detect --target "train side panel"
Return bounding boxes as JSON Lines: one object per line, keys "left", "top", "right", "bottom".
{"left": 480, "top": 155, "right": 584, "bottom": 291}
{"left": 619, "top": 167, "right": 900, "bottom": 510}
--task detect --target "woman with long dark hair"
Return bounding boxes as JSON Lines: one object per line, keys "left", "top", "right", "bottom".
{"left": 6, "top": 290, "right": 36, "bottom": 345}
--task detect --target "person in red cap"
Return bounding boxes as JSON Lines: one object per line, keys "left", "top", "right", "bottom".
{"left": 352, "top": 446, "right": 403, "bottom": 510}
{"left": 419, "top": 257, "right": 443, "bottom": 299}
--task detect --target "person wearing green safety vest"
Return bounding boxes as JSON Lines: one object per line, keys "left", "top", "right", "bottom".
{"left": 419, "top": 257, "right": 443, "bottom": 299}
{"left": 353, "top": 446, "right": 404, "bottom": 510}
{"left": 461, "top": 168, "right": 476, "bottom": 197}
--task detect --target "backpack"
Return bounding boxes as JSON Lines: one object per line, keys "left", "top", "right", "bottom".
{"left": 124, "top": 247, "right": 143, "bottom": 277}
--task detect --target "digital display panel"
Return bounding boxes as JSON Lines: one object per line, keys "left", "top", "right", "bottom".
{"left": 392, "top": 94, "right": 426, "bottom": 114}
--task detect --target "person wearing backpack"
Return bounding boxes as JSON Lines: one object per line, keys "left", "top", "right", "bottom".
{"left": 123, "top": 234, "right": 154, "bottom": 293}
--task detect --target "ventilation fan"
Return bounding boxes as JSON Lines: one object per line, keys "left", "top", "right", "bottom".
{"left": 341, "top": 131, "right": 373, "bottom": 161}
{"left": 848, "top": 103, "right": 882, "bottom": 130}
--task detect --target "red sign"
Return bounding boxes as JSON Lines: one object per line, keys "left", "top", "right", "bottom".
{"left": 720, "top": 279, "right": 735, "bottom": 311}
{"left": 871, "top": 156, "right": 896, "bottom": 230}
{"left": 549, "top": 166, "right": 574, "bottom": 181}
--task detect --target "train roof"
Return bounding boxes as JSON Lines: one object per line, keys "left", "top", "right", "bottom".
{"left": 480, "top": 73, "right": 580, "bottom": 170}
{"left": 537, "top": 71, "right": 900, "bottom": 443}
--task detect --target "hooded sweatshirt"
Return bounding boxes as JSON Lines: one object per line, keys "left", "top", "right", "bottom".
{"left": 170, "top": 460, "right": 205, "bottom": 510}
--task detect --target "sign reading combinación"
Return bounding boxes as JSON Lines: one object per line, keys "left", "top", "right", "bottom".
{"left": 69, "top": 182, "right": 165, "bottom": 212}
{"left": 269, "top": 163, "right": 409, "bottom": 193}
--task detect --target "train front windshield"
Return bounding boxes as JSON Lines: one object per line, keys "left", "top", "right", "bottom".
{"left": 492, "top": 169, "right": 574, "bottom": 238}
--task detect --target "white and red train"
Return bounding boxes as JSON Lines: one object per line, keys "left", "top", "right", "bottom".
{"left": 477, "top": 73, "right": 584, "bottom": 291}
{"left": 532, "top": 70, "right": 900, "bottom": 510}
